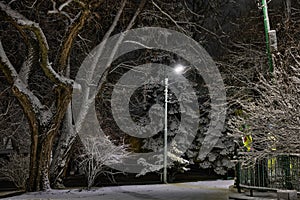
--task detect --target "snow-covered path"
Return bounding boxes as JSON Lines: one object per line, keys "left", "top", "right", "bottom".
{"left": 4, "top": 180, "right": 233, "bottom": 200}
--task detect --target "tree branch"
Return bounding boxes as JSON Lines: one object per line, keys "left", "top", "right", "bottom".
{"left": 0, "top": 41, "right": 44, "bottom": 117}
{"left": 0, "top": 41, "right": 18, "bottom": 84}
{"left": 56, "top": 9, "right": 91, "bottom": 73}
{"left": 0, "top": 2, "right": 74, "bottom": 87}
{"left": 152, "top": 0, "right": 187, "bottom": 34}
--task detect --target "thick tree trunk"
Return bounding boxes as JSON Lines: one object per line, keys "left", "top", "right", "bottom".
{"left": 50, "top": 104, "right": 77, "bottom": 188}
{"left": 26, "top": 91, "right": 72, "bottom": 191}
{"left": 1, "top": 0, "right": 147, "bottom": 191}
{"left": 27, "top": 130, "right": 54, "bottom": 191}
{"left": 0, "top": 1, "right": 86, "bottom": 192}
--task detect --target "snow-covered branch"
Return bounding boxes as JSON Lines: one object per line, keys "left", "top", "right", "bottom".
{"left": 151, "top": 0, "right": 187, "bottom": 34}
{"left": 78, "top": 136, "right": 129, "bottom": 189}
{"left": 48, "top": 0, "right": 74, "bottom": 21}
{"left": 0, "top": 2, "right": 74, "bottom": 88}
{"left": 229, "top": 50, "right": 300, "bottom": 158}
{"left": 0, "top": 41, "right": 18, "bottom": 84}
{"left": 0, "top": 41, "right": 44, "bottom": 116}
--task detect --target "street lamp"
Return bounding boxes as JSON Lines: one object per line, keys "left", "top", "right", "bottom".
{"left": 163, "top": 64, "right": 185, "bottom": 184}
{"left": 163, "top": 77, "right": 168, "bottom": 184}
{"left": 173, "top": 64, "right": 185, "bottom": 74}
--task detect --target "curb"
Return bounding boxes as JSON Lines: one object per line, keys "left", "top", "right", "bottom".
{"left": 228, "top": 187, "right": 277, "bottom": 200}
{"left": 229, "top": 192, "right": 277, "bottom": 200}
{"left": 0, "top": 191, "right": 25, "bottom": 199}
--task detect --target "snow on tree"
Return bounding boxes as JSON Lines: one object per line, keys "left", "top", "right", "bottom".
{"left": 227, "top": 0, "right": 300, "bottom": 161}
{"left": 0, "top": 1, "right": 87, "bottom": 191}
{"left": 0, "top": 0, "right": 265, "bottom": 191}
{"left": 77, "top": 135, "right": 129, "bottom": 189}
{"left": 0, "top": 0, "right": 147, "bottom": 191}
{"left": 229, "top": 51, "right": 300, "bottom": 157}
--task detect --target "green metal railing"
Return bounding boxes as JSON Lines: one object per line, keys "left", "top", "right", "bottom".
{"left": 237, "top": 153, "right": 300, "bottom": 192}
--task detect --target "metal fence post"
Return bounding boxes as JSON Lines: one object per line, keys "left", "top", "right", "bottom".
{"left": 236, "top": 160, "right": 241, "bottom": 193}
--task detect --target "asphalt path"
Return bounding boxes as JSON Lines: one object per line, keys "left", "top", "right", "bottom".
{"left": 4, "top": 180, "right": 233, "bottom": 200}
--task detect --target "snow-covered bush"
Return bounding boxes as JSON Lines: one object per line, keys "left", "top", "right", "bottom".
{"left": 77, "top": 136, "right": 129, "bottom": 189}
{"left": 0, "top": 153, "right": 29, "bottom": 189}
{"left": 137, "top": 140, "right": 189, "bottom": 181}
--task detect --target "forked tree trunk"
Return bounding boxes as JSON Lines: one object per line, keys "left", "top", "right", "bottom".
{"left": 1, "top": 0, "right": 147, "bottom": 191}
{"left": 0, "top": 2, "right": 76, "bottom": 191}
{"left": 28, "top": 132, "right": 54, "bottom": 191}
{"left": 11, "top": 85, "right": 73, "bottom": 192}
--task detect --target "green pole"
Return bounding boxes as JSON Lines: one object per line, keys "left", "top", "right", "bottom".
{"left": 262, "top": 0, "right": 273, "bottom": 72}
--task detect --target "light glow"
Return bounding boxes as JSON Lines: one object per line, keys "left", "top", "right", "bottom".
{"left": 174, "top": 64, "right": 185, "bottom": 74}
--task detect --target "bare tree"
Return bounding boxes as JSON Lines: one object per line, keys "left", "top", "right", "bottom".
{"left": 0, "top": 1, "right": 84, "bottom": 191}
{"left": 229, "top": 50, "right": 300, "bottom": 156}
{"left": 0, "top": 153, "right": 29, "bottom": 190}
{"left": 78, "top": 136, "right": 129, "bottom": 190}
{"left": 226, "top": 0, "right": 300, "bottom": 161}
{"left": 50, "top": 0, "right": 147, "bottom": 188}
{"left": 0, "top": 74, "right": 31, "bottom": 190}
{"left": 0, "top": 0, "right": 265, "bottom": 191}
{"left": 0, "top": 0, "right": 150, "bottom": 191}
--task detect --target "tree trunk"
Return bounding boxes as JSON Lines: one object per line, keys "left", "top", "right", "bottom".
{"left": 26, "top": 93, "right": 72, "bottom": 191}
{"left": 286, "top": 0, "right": 291, "bottom": 21}
{"left": 1, "top": 1, "right": 82, "bottom": 192}
{"left": 27, "top": 130, "right": 55, "bottom": 191}
{"left": 50, "top": 104, "right": 77, "bottom": 188}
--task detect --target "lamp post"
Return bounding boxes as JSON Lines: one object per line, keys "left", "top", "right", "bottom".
{"left": 163, "top": 77, "right": 168, "bottom": 184}
{"left": 163, "top": 64, "right": 185, "bottom": 184}
{"left": 262, "top": 0, "right": 274, "bottom": 72}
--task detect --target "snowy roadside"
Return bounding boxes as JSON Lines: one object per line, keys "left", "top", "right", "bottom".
{"left": 2, "top": 180, "right": 234, "bottom": 200}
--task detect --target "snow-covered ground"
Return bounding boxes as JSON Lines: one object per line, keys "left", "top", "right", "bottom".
{"left": 4, "top": 180, "right": 234, "bottom": 200}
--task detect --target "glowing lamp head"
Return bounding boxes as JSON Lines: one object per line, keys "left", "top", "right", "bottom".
{"left": 174, "top": 64, "right": 185, "bottom": 74}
